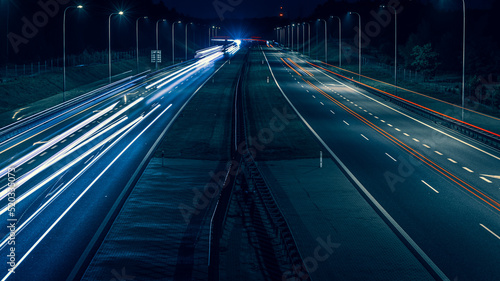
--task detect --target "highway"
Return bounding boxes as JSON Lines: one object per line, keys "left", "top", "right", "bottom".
{"left": 0, "top": 45, "right": 236, "bottom": 280}
{"left": 262, "top": 46, "right": 500, "bottom": 280}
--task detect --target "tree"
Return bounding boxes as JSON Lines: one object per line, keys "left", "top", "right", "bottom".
{"left": 411, "top": 43, "right": 440, "bottom": 81}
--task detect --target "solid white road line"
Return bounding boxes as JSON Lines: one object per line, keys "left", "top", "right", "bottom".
{"left": 422, "top": 180, "right": 439, "bottom": 193}
{"left": 263, "top": 49, "right": 449, "bottom": 281}
{"left": 385, "top": 153, "right": 397, "bottom": 162}
{"left": 361, "top": 134, "right": 369, "bottom": 141}
{"left": 313, "top": 66, "right": 500, "bottom": 161}
{"left": 480, "top": 224, "right": 500, "bottom": 239}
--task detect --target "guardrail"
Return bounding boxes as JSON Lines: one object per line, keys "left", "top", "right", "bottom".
{"left": 0, "top": 59, "right": 201, "bottom": 144}
{"left": 319, "top": 63, "right": 500, "bottom": 151}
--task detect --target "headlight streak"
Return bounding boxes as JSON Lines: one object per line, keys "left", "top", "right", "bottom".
{"left": 157, "top": 52, "right": 224, "bottom": 89}
{"left": 0, "top": 104, "right": 172, "bottom": 280}
{"left": 0, "top": 117, "right": 128, "bottom": 200}
{"left": 0, "top": 103, "right": 118, "bottom": 179}
{"left": 0, "top": 97, "right": 145, "bottom": 200}
{"left": 0, "top": 103, "right": 163, "bottom": 253}
{"left": 146, "top": 51, "right": 224, "bottom": 90}
{"left": 0, "top": 117, "right": 140, "bottom": 222}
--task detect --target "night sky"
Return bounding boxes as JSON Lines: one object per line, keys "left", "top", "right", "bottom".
{"left": 0, "top": 0, "right": 497, "bottom": 64}
{"left": 156, "top": 0, "right": 494, "bottom": 19}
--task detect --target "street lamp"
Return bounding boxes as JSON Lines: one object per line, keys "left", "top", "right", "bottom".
{"left": 108, "top": 11, "right": 124, "bottom": 84}
{"left": 287, "top": 25, "right": 290, "bottom": 48}
{"left": 380, "top": 6, "right": 397, "bottom": 95}
{"left": 208, "top": 26, "right": 216, "bottom": 47}
{"left": 297, "top": 23, "right": 300, "bottom": 52}
{"left": 291, "top": 24, "right": 294, "bottom": 52}
{"left": 349, "top": 11, "right": 361, "bottom": 80}
{"left": 330, "top": 16, "right": 342, "bottom": 68}
{"left": 156, "top": 19, "right": 166, "bottom": 70}
{"left": 461, "top": 0, "right": 466, "bottom": 120}
{"left": 185, "top": 22, "right": 193, "bottom": 61}
{"left": 136, "top": 16, "right": 148, "bottom": 73}
{"left": 63, "top": 5, "right": 83, "bottom": 102}
{"left": 172, "top": 21, "right": 181, "bottom": 65}
{"left": 301, "top": 23, "right": 305, "bottom": 55}
{"left": 317, "top": 19, "right": 327, "bottom": 64}
{"left": 303, "top": 22, "right": 310, "bottom": 57}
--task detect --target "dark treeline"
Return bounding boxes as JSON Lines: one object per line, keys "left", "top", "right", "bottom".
{"left": 1, "top": 0, "right": 220, "bottom": 64}
{"left": 304, "top": 0, "right": 499, "bottom": 75}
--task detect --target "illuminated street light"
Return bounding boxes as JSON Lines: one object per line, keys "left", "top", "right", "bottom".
{"left": 303, "top": 22, "right": 311, "bottom": 57}
{"left": 156, "top": 19, "right": 166, "bottom": 70}
{"left": 63, "top": 5, "right": 83, "bottom": 102}
{"left": 461, "top": 0, "right": 466, "bottom": 120}
{"left": 136, "top": 16, "right": 148, "bottom": 73}
{"left": 172, "top": 21, "right": 181, "bottom": 65}
{"left": 297, "top": 23, "right": 300, "bottom": 52}
{"left": 349, "top": 11, "right": 361, "bottom": 80}
{"left": 317, "top": 19, "right": 327, "bottom": 64}
{"left": 330, "top": 16, "right": 342, "bottom": 68}
{"left": 109, "top": 11, "right": 124, "bottom": 84}
{"left": 185, "top": 22, "right": 193, "bottom": 61}
{"left": 380, "top": 5, "right": 397, "bottom": 95}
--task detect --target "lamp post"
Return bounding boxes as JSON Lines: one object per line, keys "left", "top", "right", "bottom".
{"left": 136, "top": 16, "right": 148, "bottom": 73}
{"left": 208, "top": 26, "right": 212, "bottom": 47}
{"left": 303, "top": 22, "right": 310, "bottom": 57}
{"left": 287, "top": 25, "right": 290, "bottom": 48}
{"left": 291, "top": 24, "right": 294, "bottom": 51}
{"left": 63, "top": 5, "right": 83, "bottom": 102}
{"left": 172, "top": 21, "right": 181, "bottom": 65}
{"left": 296, "top": 23, "right": 300, "bottom": 52}
{"left": 156, "top": 19, "right": 166, "bottom": 70}
{"left": 108, "top": 11, "right": 124, "bottom": 84}
{"left": 185, "top": 22, "right": 193, "bottom": 61}
{"left": 302, "top": 23, "right": 305, "bottom": 54}
{"left": 349, "top": 12, "right": 361, "bottom": 80}
{"left": 318, "top": 19, "right": 327, "bottom": 64}
{"left": 461, "top": 0, "right": 466, "bottom": 120}
{"left": 330, "top": 16, "right": 341, "bottom": 68}
{"left": 380, "top": 5, "right": 397, "bottom": 95}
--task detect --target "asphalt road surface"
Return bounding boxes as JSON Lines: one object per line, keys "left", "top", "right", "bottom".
{"left": 262, "top": 46, "right": 500, "bottom": 281}
{"left": 0, "top": 48, "right": 233, "bottom": 281}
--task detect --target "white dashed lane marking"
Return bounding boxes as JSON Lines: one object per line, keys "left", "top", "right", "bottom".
{"left": 462, "top": 167, "right": 474, "bottom": 173}
{"left": 480, "top": 177, "right": 493, "bottom": 183}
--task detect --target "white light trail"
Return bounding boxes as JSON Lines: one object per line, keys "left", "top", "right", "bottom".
{"left": 0, "top": 103, "right": 117, "bottom": 178}
{"left": 0, "top": 104, "right": 171, "bottom": 280}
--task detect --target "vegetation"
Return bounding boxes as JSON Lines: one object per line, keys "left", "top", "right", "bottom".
{"left": 410, "top": 43, "right": 440, "bottom": 81}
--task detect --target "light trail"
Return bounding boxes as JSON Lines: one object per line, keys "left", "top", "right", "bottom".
{"left": 1, "top": 104, "right": 172, "bottom": 280}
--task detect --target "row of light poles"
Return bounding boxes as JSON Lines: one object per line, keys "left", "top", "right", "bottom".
{"left": 275, "top": 1, "right": 467, "bottom": 120}
{"left": 208, "top": 26, "right": 221, "bottom": 47}
{"left": 63, "top": 9, "right": 204, "bottom": 102}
